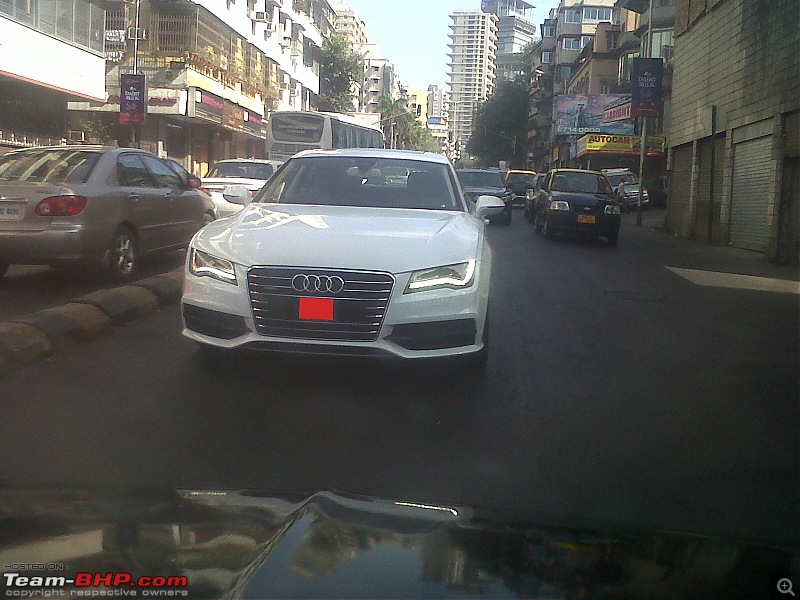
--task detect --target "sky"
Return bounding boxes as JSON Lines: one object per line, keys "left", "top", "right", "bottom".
{"left": 343, "top": 0, "right": 559, "bottom": 91}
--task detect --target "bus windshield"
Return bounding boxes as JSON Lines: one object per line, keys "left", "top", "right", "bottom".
{"left": 270, "top": 113, "right": 325, "bottom": 142}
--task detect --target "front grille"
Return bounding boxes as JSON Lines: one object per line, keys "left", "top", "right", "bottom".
{"left": 247, "top": 267, "right": 394, "bottom": 342}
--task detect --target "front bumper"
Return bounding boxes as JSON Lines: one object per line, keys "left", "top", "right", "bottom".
{"left": 181, "top": 264, "right": 489, "bottom": 360}
{"left": 545, "top": 210, "right": 621, "bottom": 236}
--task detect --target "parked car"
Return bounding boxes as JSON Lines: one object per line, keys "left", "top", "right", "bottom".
{"left": 532, "top": 169, "right": 621, "bottom": 245}
{"left": 648, "top": 175, "right": 669, "bottom": 207}
{"left": 602, "top": 168, "right": 637, "bottom": 194}
{"left": 456, "top": 168, "right": 513, "bottom": 225}
{"left": 0, "top": 146, "right": 216, "bottom": 280}
{"left": 182, "top": 149, "right": 505, "bottom": 364}
{"left": 504, "top": 169, "right": 537, "bottom": 207}
{"left": 616, "top": 179, "right": 650, "bottom": 213}
{"left": 524, "top": 173, "right": 547, "bottom": 221}
{"left": 201, "top": 159, "right": 284, "bottom": 217}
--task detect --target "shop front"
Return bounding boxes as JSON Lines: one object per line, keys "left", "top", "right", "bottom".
{"left": 573, "top": 133, "right": 667, "bottom": 180}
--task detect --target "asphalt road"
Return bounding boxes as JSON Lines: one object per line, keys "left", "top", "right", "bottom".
{"left": 1, "top": 209, "right": 797, "bottom": 546}
{"left": 0, "top": 250, "right": 187, "bottom": 319}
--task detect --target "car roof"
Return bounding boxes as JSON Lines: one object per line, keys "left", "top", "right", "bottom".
{"left": 212, "top": 158, "right": 283, "bottom": 165}
{"left": 550, "top": 168, "right": 605, "bottom": 176}
{"left": 506, "top": 169, "right": 536, "bottom": 174}
{"left": 456, "top": 168, "right": 503, "bottom": 173}
{"left": 294, "top": 148, "right": 449, "bottom": 164}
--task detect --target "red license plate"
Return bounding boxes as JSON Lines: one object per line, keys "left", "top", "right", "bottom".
{"left": 298, "top": 297, "right": 334, "bottom": 321}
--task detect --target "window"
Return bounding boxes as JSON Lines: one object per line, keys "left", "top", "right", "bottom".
{"left": 141, "top": 156, "right": 182, "bottom": 188}
{"left": 563, "top": 10, "right": 581, "bottom": 24}
{"left": 581, "top": 35, "right": 593, "bottom": 48}
{"left": 541, "top": 51, "right": 553, "bottom": 64}
{"left": 583, "top": 7, "right": 612, "bottom": 21}
{"left": 542, "top": 25, "right": 555, "bottom": 37}
{"left": 117, "top": 154, "right": 155, "bottom": 187}
{"left": 563, "top": 37, "right": 581, "bottom": 50}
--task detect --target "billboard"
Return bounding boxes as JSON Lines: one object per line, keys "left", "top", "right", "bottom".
{"left": 631, "top": 58, "right": 664, "bottom": 117}
{"left": 577, "top": 133, "right": 666, "bottom": 155}
{"left": 555, "top": 94, "right": 634, "bottom": 135}
{"left": 118, "top": 74, "right": 146, "bottom": 126}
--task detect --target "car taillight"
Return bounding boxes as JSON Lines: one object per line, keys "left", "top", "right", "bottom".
{"left": 35, "top": 195, "right": 88, "bottom": 217}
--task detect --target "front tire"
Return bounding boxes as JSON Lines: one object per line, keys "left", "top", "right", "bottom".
{"left": 108, "top": 226, "right": 137, "bottom": 282}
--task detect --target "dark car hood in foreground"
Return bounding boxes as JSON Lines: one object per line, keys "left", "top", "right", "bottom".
{"left": 0, "top": 487, "right": 795, "bottom": 599}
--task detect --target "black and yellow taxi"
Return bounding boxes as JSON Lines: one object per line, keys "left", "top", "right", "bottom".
{"left": 531, "top": 168, "right": 622, "bottom": 246}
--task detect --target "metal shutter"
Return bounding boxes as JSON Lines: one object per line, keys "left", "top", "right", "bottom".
{"left": 730, "top": 136, "right": 772, "bottom": 251}
{"left": 666, "top": 143, "right": 693, "bottom": 236}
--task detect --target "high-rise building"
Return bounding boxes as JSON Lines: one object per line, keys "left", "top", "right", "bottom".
{"left": 361, "top": 46, "right": 396, "bottom": 114}
{"left": 447, "top": 10, "right": 499, "bottom": 147}
{"left": 331, "top": 0, "right": 369, "bottom": 52}
{"left": 481, "top": 0, "right": 537, "bottom": 80}
{"left": 427, "top": 85, "right": 450, "bottom": 122}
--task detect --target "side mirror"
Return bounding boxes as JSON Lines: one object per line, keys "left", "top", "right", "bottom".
{"left": 187, "top": 176, "right": 202, "bottom": 189}
{"left": 475, "top": 195, "right": 505, "bottom": 219}
{"left": 222, "top": 185, "right": 252, "bottom": 207}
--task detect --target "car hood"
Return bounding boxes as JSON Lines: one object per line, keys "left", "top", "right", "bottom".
{"left": 619, "top": 184, "right": 645, "bottom": 195}
{"left": 193, "top": 203, "right": 481, "bottom": 273}
{"left": 0, "top": 487, "right": 794, "bottom": 600}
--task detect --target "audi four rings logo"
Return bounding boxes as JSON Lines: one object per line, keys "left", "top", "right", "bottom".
{"left": 292, "top": 274, "right": 346, "bottom": 294}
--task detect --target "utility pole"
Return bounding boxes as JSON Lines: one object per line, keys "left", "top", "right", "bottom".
{"left": 131, "top": 0, "right": 141, "bottom": 149}
{"left": 636, "top": 0, "right": 654, "bottom": 226}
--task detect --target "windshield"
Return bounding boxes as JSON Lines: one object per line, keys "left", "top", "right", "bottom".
{"left": 256, "top": 156, "right": 462, "bottom": 211}
{"left": 457, "top": 171, "right": 505, "bottom": 188}
{"left": 0, "top": 149, "right": 99, "bottom": 183}
{"left": 207, "top": 161, "right": 275, "bottom": 179}
{"left": 551, "top": 172, "right": 613, "bottom": 194}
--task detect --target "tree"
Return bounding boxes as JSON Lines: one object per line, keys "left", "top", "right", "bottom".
{"left": 467, "top": 78, "right": 530, "bottom": 167}
{"left": 318, "top": 34, "right": 363, "bottom": 113}
{"left": 379, "top": 95, "right": 441, "bottom": 152}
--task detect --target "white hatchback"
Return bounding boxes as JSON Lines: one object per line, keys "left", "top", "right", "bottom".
{"left": 181, "top": 149, "right": 505, "bottom": 363}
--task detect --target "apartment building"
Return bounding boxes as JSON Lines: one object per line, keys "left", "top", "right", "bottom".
{"left": 427, "top": 84, "right": 450, "bottom": 122}
{"left": 360, "top": 45, "right": 396, "bottom": 114}
{"left": 447, "top": 10, "right": 499, "bottom": 147}
{"left": 0, "top": 0, "right": 107, "bottom": 151}
{"left": 481, "top": 0, "right": 537, "bottom": 81}
{"left": 65, "top": 0, "right": 333, "bottom": 176}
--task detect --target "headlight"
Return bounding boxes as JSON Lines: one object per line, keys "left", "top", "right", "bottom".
{"left": 549, "top": 200, "right": 570, "bottom": 211}
{"left": 604, "top": 205, "right": 621, "bottom": 215}
{"left": 405, "top": 260, "right": 476, "bottom": 293}
{"left": 189, "top": 248, "right": 237, "bottom": 285}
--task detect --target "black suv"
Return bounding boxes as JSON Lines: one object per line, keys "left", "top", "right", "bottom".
{"left": 530, "top": 169, "right": 622, "bottom": 245}
{"left": 456, "top": 169, "right": 513, "bottom": 225}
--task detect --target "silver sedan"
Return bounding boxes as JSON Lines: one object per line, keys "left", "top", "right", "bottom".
{"left": 0, "top": 146, "right": 216, "bottom": 281}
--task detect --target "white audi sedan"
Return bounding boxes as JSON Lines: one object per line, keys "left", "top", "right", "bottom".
{"left": 181, "top": 149, "right": 505, "bottom": 364}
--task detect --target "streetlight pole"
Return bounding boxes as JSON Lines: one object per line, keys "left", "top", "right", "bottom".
{"left": 130, "top": 0, "right": 142, "bottom": 148}
{"left": 636, "top": 0, "right": 654, "bottom": 226}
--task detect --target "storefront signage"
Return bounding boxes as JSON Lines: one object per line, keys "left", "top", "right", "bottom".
{"left": 631, "top": 58, "right": 664, "bottom": 117}
{"left": 223, "top": 101, "right": 246, "bottom": 133}
{"left": 603, "top": 100, "right": 632, "bottom": 123}
{"left": 578, "top": 133, "right": 666, "bottom": 155}
{"left": 555, "top": 94, "right": 634, "bottom": 135}
{"left": 119, "top": 74, "right": 146, "bottom": 126}
{"left": 107, "top": 95, "right": 177, "bottom": 106}
{"left": 194, "top": 90, "right": 224, "bottom": 122}
{"left": 243, "top": 111, "right": 265, "bottom": 136}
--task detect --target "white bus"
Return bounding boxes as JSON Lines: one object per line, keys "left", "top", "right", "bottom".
{"left": 265, "top": 111, "right": 384, "bottom": 161}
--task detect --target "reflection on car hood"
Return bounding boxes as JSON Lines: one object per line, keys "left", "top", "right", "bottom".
{"left": 0, "top": 487, "right": 795, "bottom": 599}
{"left": 193, "top": 203, "right": 480, "bottom": 273}
{"left": 462, "top": 186, "right": 507, "bottom": 196}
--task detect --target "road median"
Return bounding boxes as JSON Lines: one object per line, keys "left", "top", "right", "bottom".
{"left": 0, "top": 268, "right": 184, "bottom": 377}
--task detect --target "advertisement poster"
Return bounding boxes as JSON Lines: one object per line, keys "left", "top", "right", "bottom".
{"left": 119, "top": 74, "right": 146, "bottom": 126}
{"left": 631, "top": 58, "right": 664, "bottom": 117}
{"left": 555, "top": 94, "right": 634, "bottom": 135}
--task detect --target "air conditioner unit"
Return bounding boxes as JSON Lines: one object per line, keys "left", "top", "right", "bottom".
{"left": 68, "top": 131, "right": 86, "bottom": 142}
{"left": 251, "top": 11, "right": 269, "bottom": 22}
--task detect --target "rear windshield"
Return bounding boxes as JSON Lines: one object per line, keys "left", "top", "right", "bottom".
{"left": 551, "top": 172, "right": 613, "bottom": 194}
{"left": 0, "top": 149, "right": 99, "bottom": 183}
{"left": 457, "top": 171, "right": 505, "bottom": 188}
{"left": 606, "top": 173, "right": 638, "bottom": 186}
{"left": 207, "top": 162, "right": 275, "bottom": 179}
{"left": 506, "top": 172, "right": 534, "bottom": 184}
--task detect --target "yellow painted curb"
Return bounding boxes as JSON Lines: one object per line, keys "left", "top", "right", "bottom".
{"left": 0, "top": 322, "right": 51, "bottom": 363}
{"left": 115, "top": 286, "right": 159, "bottom": 316}
{"left": 49, "top": 303, "right": 112, "bottom": 339}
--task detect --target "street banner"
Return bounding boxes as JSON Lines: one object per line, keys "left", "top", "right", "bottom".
{"left": 119, "top": 74, "right": 146, "bottom": 126}
{"left": 555, "top": 94, "right": 634, "bottom": 135}
{"left": 631, "top": 58, "right": 664, "bottom": 117}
